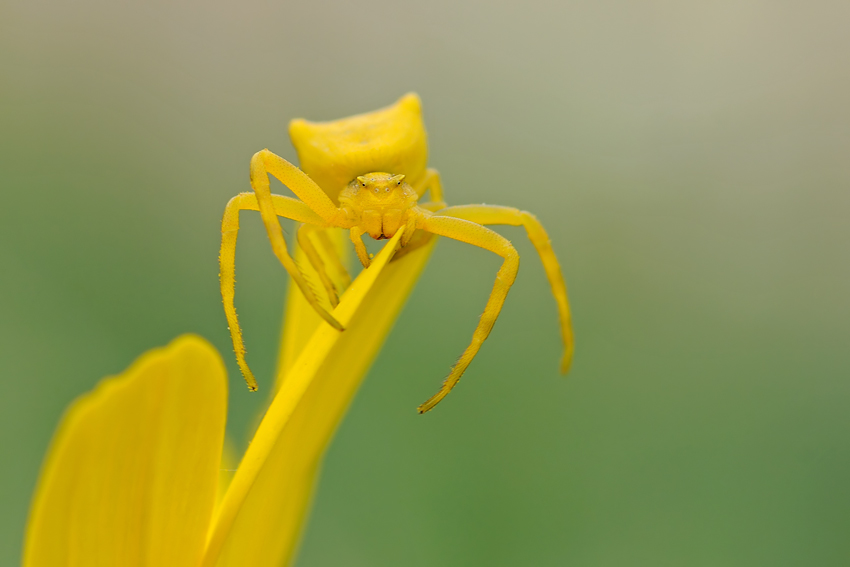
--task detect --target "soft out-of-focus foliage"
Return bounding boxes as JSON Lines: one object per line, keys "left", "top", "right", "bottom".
{"left": 2, "top": 0, "right": 848, "bottom": 565}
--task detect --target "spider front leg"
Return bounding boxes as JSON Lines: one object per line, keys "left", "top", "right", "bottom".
{"left": 249, "top": 149, "right": 347, "bottom": 331}
{"left": 434, "top": 204, "right": 574, "bottom": 373}
{"left": 415, "top": 214, "right": 520, "bottom": 413}
{"left": 220, "top": 192, "right": 329, "bottom": 391}
{"left": 297, "top": 224, "right": 350, "bottom": 308}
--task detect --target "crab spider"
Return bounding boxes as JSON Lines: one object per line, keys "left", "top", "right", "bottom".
{"left": 219, "top": 93, "right": 574, "bottom": 413}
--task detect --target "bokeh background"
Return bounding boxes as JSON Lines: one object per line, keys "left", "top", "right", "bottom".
{"left": 2, "top": 0, "right": 849, "bottom": 565}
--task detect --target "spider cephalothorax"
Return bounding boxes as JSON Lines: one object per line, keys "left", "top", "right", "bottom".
{"left": 339, "top": 173, "right": 419, "bottom": 239}
{"left": 220, "top": 93, "right": 574, "bottom": 413}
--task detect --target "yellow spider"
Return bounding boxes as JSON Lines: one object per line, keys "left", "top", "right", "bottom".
{"left": 219, "top": 93, "right": 574, "bottom": 413}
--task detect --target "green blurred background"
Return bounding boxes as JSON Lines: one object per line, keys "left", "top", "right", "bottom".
{"left": 2, "top": 0, "right": 848, "bottom": 565}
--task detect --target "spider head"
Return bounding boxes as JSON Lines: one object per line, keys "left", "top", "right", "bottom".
{"left": 348, "top": 173, "right": 418, "bottom": 207}
{"left": 356, "top": 173, "right": 404, "bottom": 197}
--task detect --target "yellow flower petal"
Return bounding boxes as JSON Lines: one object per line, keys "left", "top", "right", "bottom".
{"left": 216, "top": 437, "right": 238, "bottom": 511}
{"left": 204, "top": 228, "right": 435, "bottom": 567}
{"left": 24, "top": 335, "right": 227, "bottom": 567}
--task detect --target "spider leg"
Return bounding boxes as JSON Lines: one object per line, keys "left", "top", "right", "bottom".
{"left": 313, "top": 229, "right": 352, "bottom": 289}
{"left": 390, "top": 229, "right": 434, "bottom": 262}
{"left": 252, "top": 149, "right": 342, "bottom": 223}
{"left": 433, "top": 204, "right": 574, "bottom": 374}
{"left": 393, "top": 169, "right": 447, "bottom": 263}
{"left": 220, "top": 192, "right": 332, "bottom": 391}
{"left": 419, "top": 202, "right": 446, "bottom": 212}
{"left": 391, "top": 213, "right": 433, "bottom": 262}
{"left": 412, "top": 167, "right": 447, "bottom": 209}
{"left": 297, "top": 224, "right": 344, "bottom": 308}
{"left": 349, "top": 227, "right": 371, "bottom": 268}
{"left": 415, "top": 214, "right": 520, "bottom": 413}
{"left": 249, "top": 149, "right": 345, "bottom": 331}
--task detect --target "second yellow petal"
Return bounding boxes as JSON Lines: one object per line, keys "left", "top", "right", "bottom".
{"left": 24, "top": 335, "right": 227, "bottom": 567}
